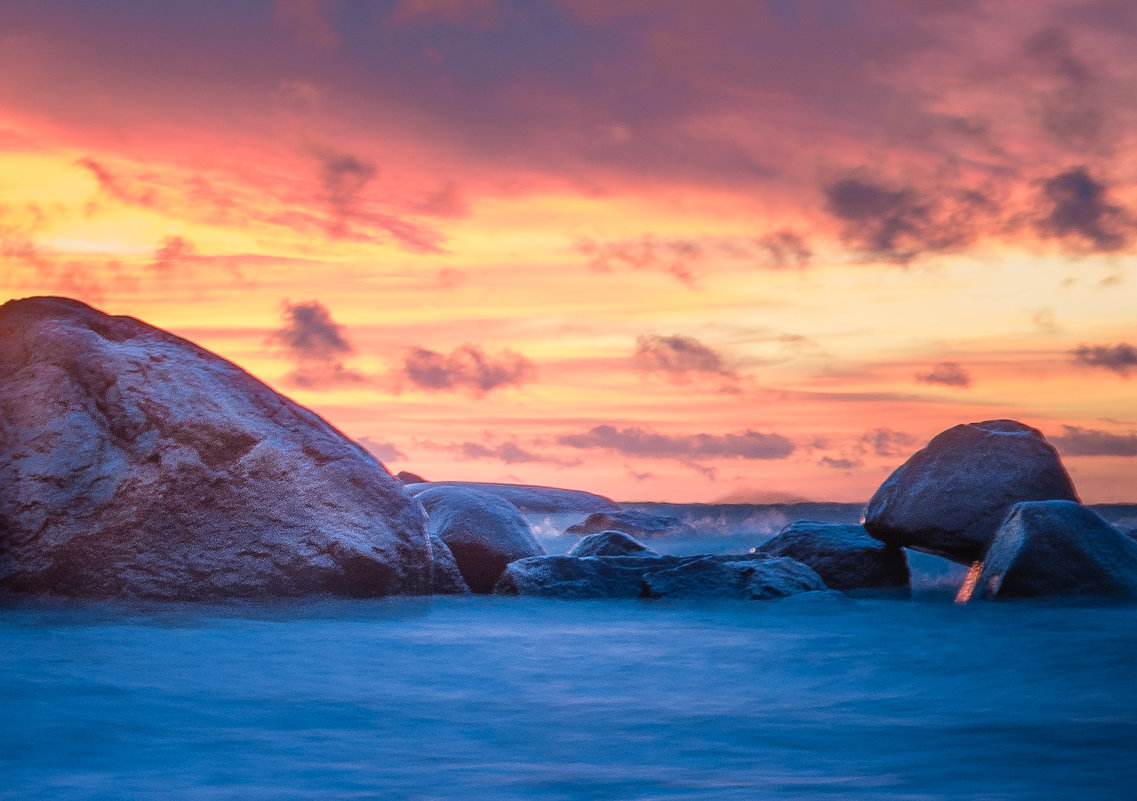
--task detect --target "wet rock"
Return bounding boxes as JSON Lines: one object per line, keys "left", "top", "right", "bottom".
{"left": 976, "top": 500, "right": 1137, "bottom": 600}
{"left": 408, "top": 481, "right": 616, "bottom": 515}
{"left": 0, "top": 296, "right": 431, "bottom": 600}
{"left": 415, "top": 486, "right": 545, "bottom": 593}
{"left": 567, "top": 530, "right": 658, "bottom": 558}
{"left": 863, "top": 420, "right": 1078, "bottom": 564}
{"left": 564, "top": 510, "right": 696, "bottom": 540}
{"left": 640, "top": 556, "right": 825, "bottom": 600}
{"left": 397, "top": 471, "right": 427, "bottom": 485}
{"left": 759, "top": 521, "right": 910, "bottom": 598}
{"left": 429, "top": 536, "right": 470, "bottom": 595}
{"left": 495, "top": 553, "right": 824, "bottom": 600}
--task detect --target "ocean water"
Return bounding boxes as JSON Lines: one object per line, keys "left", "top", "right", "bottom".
{"left": 2, "top": 595, "right": 1136, "bottom": 801}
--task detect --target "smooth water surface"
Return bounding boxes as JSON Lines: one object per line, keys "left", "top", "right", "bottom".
{"left": 2, "top": 597, "right": 1135, "bottom": 800}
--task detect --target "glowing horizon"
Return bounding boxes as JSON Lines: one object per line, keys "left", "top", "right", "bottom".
{"left": 2, "top": 1, "right": 1136, "bottom": 503}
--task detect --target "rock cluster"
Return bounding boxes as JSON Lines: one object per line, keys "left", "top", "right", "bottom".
{"left": 758, "top": 522, "right": 909, "bottom": 598}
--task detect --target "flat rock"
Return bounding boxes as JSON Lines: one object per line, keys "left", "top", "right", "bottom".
{"left": 495, "top": 553, "right": 825, "bottom": 600}
{"left": 567, "top": 530, "right": 658, "bottom": 558}
{"left": 564, "top": 510, "right": 696, "bottom": 539}
{"left": 976, "top": 500, "right": 1137, "bottom": 600}
{"left": 863, "top": 420, "right": 1079, "bottom": 564}
{"left": 0, "top": 296, "right": 431, "bottom": 600}
{"left": 415, "top": 486, "right": 545, "bottom": 593}
{"left": 408, "top": 481, "right": 616, "bottom": 515}
{"left": 759, "top": 521, "right": 910, "bottom": 598}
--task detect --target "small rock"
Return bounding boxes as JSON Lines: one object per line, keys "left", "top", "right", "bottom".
{"left": 759, "top": 521, "right": 910, "bottom": 597}
{"left": 416, "top": 486, "right": 545, "bottom": 593}
{"left": 428, "top": 536, "right": 470, "bottom": 595}
{"left": 564, "top": 510, "right": 695, "bottom": 539}
{"left": 567, "top": 530, "right": 658, "bottom": 558}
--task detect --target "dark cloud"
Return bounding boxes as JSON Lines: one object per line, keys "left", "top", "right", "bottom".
{"left": 150, "top": 235, "right": 194, "bottom": 275}
{"left": 442, "top": 440, "right": 580, "bottom": 467}
{"left": 1050, "top": 425, "right": 1137, "bottom": 456}
{"left": 755, "top": 230, "right": 812, "bottom": 268}
{"left": 557, "top": 425, "right": 795, "bottom": 460}
{"left": 1070, "top": 342, "right": 1137, "bottom": 375}
{"left": 633, "top": 334, "right": 733, "bottom": 378}
{"left": 915, "top": 361, "right": 971, "bottom": 388}
{"left": 1024, "top": 27, "right": 1105, "bottom": 147}
{"left": 824, "top": 176, "right": 992, "bottom": 264}
{"left": 1036, "top": 167, "right": 1134, "bottom": 251}
{"left": 269, "top": 299, "right": 364, "bottom": 388}
{"left": 401, "top": 344, "right": 535, "bottom": 395}
{"left": 357, "top": 436, "right": 407, "bottom": 463}
{"left": 311, "top": 146, "right": 377, "bottom": 234}
{"left": 819, "top": 456, "right": 863, "bottom": 471}
{"left": 859, "top": 428, "right": 916, "bottom": 457}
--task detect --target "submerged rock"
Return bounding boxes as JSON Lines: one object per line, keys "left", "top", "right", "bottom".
{"left": 564, "top": 510, "right": 696, "bottom": 540}
{"left": 976, "top": 500, "right": 1137, "bottom": 600}
{"left": 495, "top": 553, "right": 824, "bottom": 600}
{"left": 0, "top": 296, "right": 431, "bottom": 600}
{"left": 863, "top": 420, "right": 1078, "bottom": 564}
{"left": 415, "top": 486, "right": 545, "bottom": 593}
{"left": 567, "top": 530, "right": 658, "bottom": 558}
{"left": 759, "top": 521, "right": 910, "bottom": 597}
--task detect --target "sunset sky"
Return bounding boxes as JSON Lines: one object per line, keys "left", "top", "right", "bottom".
{"left": 2, "top": 0, "right": 1135, "bottom": 502}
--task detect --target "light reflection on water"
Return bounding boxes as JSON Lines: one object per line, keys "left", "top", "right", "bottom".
{"left": 2, "top": 596, "right": 1135, "bottom": 800}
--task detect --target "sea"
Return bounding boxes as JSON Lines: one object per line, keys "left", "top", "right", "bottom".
{"left": 3, "top": 503, "right": 1137, "bottom": 801}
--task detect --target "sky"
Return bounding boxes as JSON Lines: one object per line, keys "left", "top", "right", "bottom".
{"left": 1, "top": 0, "right": 1135, "bottom": 503}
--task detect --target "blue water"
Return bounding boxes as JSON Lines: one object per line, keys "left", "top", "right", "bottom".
{"left": 2, "top": 597, "right": 1135, "bottom": 800}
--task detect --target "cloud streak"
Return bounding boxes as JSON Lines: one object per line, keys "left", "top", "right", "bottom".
{"left": 1051, "top": 425, "right": 1137, "bottom": 457}
{"left": 269, "top": 299, "right": 364, "bottom": 388}
{"left": 557, "top": 425, "right": 794, "bottom": 461}
{"left": 400, "top": 344, "right": 535, "bottom": 395}
{"left": 1071, "top": 343, "right": 1137, "bottom": 375}
{"left": 915, "top": 361, "right": 972, "bottom": 388}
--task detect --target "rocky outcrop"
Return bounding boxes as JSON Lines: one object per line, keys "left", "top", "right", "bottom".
{"left": 567, "top": 530, "right": 658, "bottom": 558}
{"left": 494, "top": 553, "right": 825, "bottom": 600}
{"left": 0, "top": 296, "right": 432, "bottom": 600}
{"left": 863, "top": 420, "right": 1079, "bottom": 564}
{"left": 975, "top": 501, "right": 1137, "bottom": 600}
{"left": 407, "top": 481, "right": 616, "bottom": 515}
{"left": 415, "top": 486, "right": 545, "bottom": 593}
{"left": 758, "top": 521, "right": 910, "bottom": 597}
{"left": 564, "top": 510, "right": 696, "bottom": 540}
{"left": 397, "top": 471, "right": 426, "bottom": 485}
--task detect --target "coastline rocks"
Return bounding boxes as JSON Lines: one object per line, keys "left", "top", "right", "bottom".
{"left": 567, "top": 531, "right": 658, "bottom": 558}
{"left": 758, "top": 521, "right": 910, "bottom": 597}
{"left": 0, "top": 296, "right": 431, "bottom": 600}
{"left": 495, "top": 553, "right": 825, "bottom": 600}
{"left": 564, "top": 510, "right": 696, "bottom": 540}
{"left": 415, "top": 486, "right": 545, "bottom": 593}
{"left": 863, "top": 420, "right": 1078, "bottom": 564}
{"left": 397, "top": 471, "right": 426, "bottom": 485}
{"left": 976, "top": 501, "right": 1137, "bottom": 600}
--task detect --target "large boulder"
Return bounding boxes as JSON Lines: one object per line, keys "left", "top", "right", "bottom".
{"left": 758, "top": 521, "right": 910, "bottom": 597}
{"left": 567, "top": 530, "right": 658, "bottom": 558}
{"left": 495, "top": 553, "right": 825, "bottom": 600}
{"left": 564, "top": 510, "right": 696, "bottom": 540}
{"left": 0, "top": 296, "right": 431, "bottom": 600}
{"left": 415, "top": 486, "right": 545, "bottom": 593}
{"left": 975, "top": 501, "right": 1137, "bottom": 600}
{"left": 863, "top": 420, "right": 1078, "bottom": 563}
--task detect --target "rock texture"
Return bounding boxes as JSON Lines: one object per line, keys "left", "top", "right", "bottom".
{"left": 863, "top": 420, "right": 1079, "bottom": 563}
{"left": 567, "top": 530, "right": 658, "bottom": 558}
{"left": 564, "top": 510, "right": 696, "bottom": 540}
{"left": 415, "top": 486, "right": 545, "bottom": 593}
{"left": 495, "top": 553, "right": 825, "bottom": 600}
{"left": 407, "top": 481, "right": 616, "bottom": 515}
{"left": 758, "top": 521, "right": 910, "bottom": 597}
{"left": 976, "top": 501, "right": 1137, "bottom": 600}
{"left": 0, "top": 296, "right": 431, "bottom": 600}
